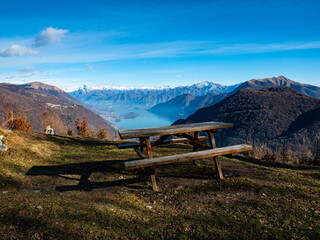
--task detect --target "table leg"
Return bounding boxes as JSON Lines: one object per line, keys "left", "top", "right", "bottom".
{"left": 193, "top": 131, "right": 199, "bottom": 165}
{"left": 134, "top": 137, "right": 147, "bottom": 158}
{"left": 207, "top": 130, "right": 216, "bottom": 149}
{"left": 213, "top": 158, "right": 223, "bottom": 179}
{"left": 150, "top": 166, "right": 158, "bottom": 192}
{"left": 141, "top": 135, "right": 170, "bottom": 157}
{"left": 145, "top": 137, "right": 152, "bottom": 159}
{"left": 146, "top": 137, "right": 158, "bottom": 191}
{"left": 207, "top": 130, "right": 223, "bottom": 180}
{"left": 139, "top": 137, "right": 144, "bottom": 152}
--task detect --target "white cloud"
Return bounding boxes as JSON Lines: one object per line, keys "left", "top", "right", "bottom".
{"left": 85, "top": 63, "right": 102, "bottom": 70}
{"left": 0, "top": 26, "right": 68, "bottom": 59}
{"left": 0, "top": 45, "right": 38, "bottom": 57}
{"left": 0, "top": 70, "right": 58, "bottom": 83}
{"left": 197, "top": 42, "right": 320, "bottom": 55}
{"left": 34, "top": 27, "right": 69, "bottom": 47}
{"left": 17, "top": 66, "right": 36, "bottom": 73}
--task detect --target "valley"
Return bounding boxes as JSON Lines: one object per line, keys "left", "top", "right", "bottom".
{"left": 66, "top": 76, "right": 320, "bottom": 160}
{"left": 2, "top": 76, "right": 319, "bottom": 149}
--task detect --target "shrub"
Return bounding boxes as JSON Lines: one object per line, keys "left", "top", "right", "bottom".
{"left": 75, "top": 115, "right": 88, "bottom": 136}
{"left": 67, "top": 130, "right": 74, "bottom": 136}
{"left": 89, "top": 130, "right": 96, "bottom": 138}
{"left": 9, "top": 115, "right": 32, "bottom": 132}
{"left": 97, "top": 128, "right": 108, "bottom": 139}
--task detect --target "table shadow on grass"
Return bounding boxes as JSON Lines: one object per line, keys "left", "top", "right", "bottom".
{"left": 27, "top": 159, "right": 149, "bottom": 192}
{"left": 29, "top": 134, "right": 119, "bottom": 147}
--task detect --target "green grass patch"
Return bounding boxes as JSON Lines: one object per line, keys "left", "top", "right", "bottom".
{"left": 0, "top": 130, "right": 319, "bottom": 239}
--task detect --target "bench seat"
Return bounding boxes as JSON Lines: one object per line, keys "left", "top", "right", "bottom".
{"left": 125, "top": 144, "right": 252, "bottom": 170}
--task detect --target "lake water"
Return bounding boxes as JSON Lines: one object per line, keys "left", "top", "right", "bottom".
{"left": 109, "top": 107, "right": 177, "bottom": 130}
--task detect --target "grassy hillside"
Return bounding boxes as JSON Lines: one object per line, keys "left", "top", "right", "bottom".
{"left": 0, "top": 129, "right": 319, "bottom": 239}
{"left": 0, "top": 82, "right": 118, "bottom": 139}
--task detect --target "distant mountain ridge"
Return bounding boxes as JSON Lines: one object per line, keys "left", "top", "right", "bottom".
{"left": 10, "top": 81, "right": 82, "bottom": 105}
{"left": 70, "top": 81, "right": 240, "bottom": 108}
{"left": 0, "top": 82, "right": 118, "bottom": 139}
{"left": 174, "top": 87, "right": 320, "bottom": 146}
{"left": 231, "top": 76, "right": 320, "bottom": 98}
{"left": 149, "top": 76, "right": 320, "bottom": 119}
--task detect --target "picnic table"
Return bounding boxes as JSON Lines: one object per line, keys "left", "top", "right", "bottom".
{"left": 118, "top": 121, "right": 252, "bottom": 191}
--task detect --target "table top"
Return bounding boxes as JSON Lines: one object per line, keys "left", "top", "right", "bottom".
{"left": 118, "top": 121, "right": 234, "bottom": 139}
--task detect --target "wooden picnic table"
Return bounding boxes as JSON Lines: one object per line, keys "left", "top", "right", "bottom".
{"left": 118, "top": 121, "right": 234, "bottom": 157}
{"left": 118, "top": 121, "right": 252, "bottom": 191}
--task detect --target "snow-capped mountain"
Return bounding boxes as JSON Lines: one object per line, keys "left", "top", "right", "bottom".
{"left": 70, "top": 81, "right": 240, "bottom": 107}
{"left": 151, "top": 76, "right": 320, "bottom": 121}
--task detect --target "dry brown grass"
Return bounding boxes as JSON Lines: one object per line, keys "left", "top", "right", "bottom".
{"left": 251, "top": 139, "right": 320, "bottom": 165}
{"left": 97, "top": 128, "right": 108, "bottom": 139}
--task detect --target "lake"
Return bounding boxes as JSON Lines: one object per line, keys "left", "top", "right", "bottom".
{"left": 108, "top": 106, "right": 177, "bottom": 130}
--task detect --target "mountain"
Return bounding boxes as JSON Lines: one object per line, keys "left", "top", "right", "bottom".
{"left": 150, "top": 76, "right": 320, "bottom": 120}
{"left": 148, "top": 93, "right": 197, "bottom": 119}
{"left": 148, "top": 93, "right": 228, "bottom": 120}
{"left": 0, "top": 82, "right": 118, "bottom": 139}
{"left": 19, "top": 82, "right": 82, "bottom": 105}
{"left": 281, "top": 105, "right": 320, "bottom": 142}
{"left": 70, "top": 81, "right": 240, "bottom": 108}
{"left": 231, "top": 76, "right": 320, "bottom": 98}
{"left": 174, "top": 87, "right": 320, "bottom": 146}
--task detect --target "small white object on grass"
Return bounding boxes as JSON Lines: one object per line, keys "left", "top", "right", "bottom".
{"left": 0, "top": 135, "right": 8, "bottom": 152}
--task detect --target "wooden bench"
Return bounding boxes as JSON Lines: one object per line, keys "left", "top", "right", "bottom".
{"left": 117, "top": 136, "right": 208, "bottom": 149}
{"left": 124, "top": 144, "right": 252, "bottom": 191}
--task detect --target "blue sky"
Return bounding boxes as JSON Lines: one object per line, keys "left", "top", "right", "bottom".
{"left": 0, "top": 0, "right": 320, "bottom": 90}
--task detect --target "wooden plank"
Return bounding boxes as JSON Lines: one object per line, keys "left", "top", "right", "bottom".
{"left": 118, "top": 121, "right": 234, "bottom": 139}
{"left": 206, "top": 130, "right": 223, "bottom": 179}
{"left": 117, "top": 136, "right": 208, "bottom": 149}
{"left": 214, "top": 157, "right": 223, "bottom": 179}
{"left": 151, "top": 135, "right": 171, "bottom": 148}
{"left": 207, "top": 131, "right": 216, "bottom": 149}
{"left": 145, "top": 138, "right": 158, "bottom": 191}
{"left": 207, "top": 131, "right": 223, "bottom": 180}
{"left": 192, "top": 132, "right": 199, "bottom": 165}
{"left": 145, "top": 137, "right": 152, "bottom": 159}
{"left": 134, "top": 147, "right": 147, "bottom": 158}
{"left": 141, "top": 135, "right": 170, "bottom": 156}
{"left": 139, "top": 137, "right": 144, "bottom": 152}
{"left": 182, "top": 133, "right": 209, "bottom": 149}
{"left": 150, "top": 167, "right": 158, "bottom": 191}
{"left": 125, "top": 144, "right": 252, "bottom": 170}
{"left": 193, "top": 132, "right": 199, "bottom": 152}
